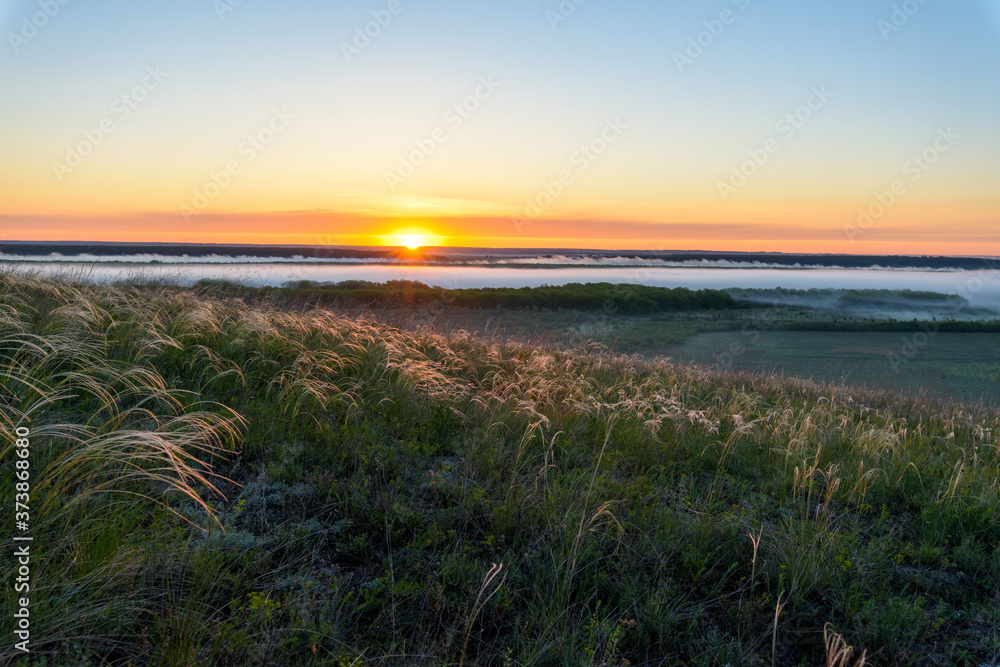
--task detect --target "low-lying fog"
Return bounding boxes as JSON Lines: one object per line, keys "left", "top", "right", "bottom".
{"left": 728, "top": 288, "right": 999, "bottom": 321}
{"left": 3, "top": 262, "right": 1000, "bottom": 320}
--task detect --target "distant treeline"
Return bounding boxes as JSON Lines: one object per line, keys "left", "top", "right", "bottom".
{"left": 196, "top": 279, "right": 739, "bottom": 314}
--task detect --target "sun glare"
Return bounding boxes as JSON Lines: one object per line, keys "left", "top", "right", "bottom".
{"left": 381, "top": 227, "right": 443, "bottom": 250}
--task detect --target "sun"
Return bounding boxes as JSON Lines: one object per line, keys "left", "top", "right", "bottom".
{"left": 380, "top": 227, "right": 444, "bottom": 250}
{"left": 399, "top": 235, "right": 423, "bottom": 250}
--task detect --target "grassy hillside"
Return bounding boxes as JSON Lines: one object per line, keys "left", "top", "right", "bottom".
{"left": 1, "top": 273, "right": 999, "bottom": 665}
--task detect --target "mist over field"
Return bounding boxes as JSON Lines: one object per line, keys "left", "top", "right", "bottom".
{"left": 728, "top": 288, "right": 1000, "bottom": 321}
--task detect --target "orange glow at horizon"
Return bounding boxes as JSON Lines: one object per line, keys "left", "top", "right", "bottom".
{"left": 2, "top": 209, "right": 999, "bottom": 257}
{"left": 4, "top": 182, "right": 998, "bottom": 257}
{"left": 378, "top": 227, "right": 446, "bottom": 250}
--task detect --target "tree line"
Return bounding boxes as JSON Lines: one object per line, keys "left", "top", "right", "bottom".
{"left": 244, "top": 280, "right": 741, "bottom": 314}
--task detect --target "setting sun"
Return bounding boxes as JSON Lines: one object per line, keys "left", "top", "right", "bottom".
{"left": 380, "top": 227, "right": 444, "bottom": 250}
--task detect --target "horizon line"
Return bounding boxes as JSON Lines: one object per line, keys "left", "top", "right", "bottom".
{"left": 1, "top": 239, "right": 997, "bottom": 260}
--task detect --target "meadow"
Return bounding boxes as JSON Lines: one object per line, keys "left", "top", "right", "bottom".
{"left": 1, "top": 273, "right": 999, "bottom": 665}
{"left": 663, "top": 330, "right": 1000, "bottom": 408}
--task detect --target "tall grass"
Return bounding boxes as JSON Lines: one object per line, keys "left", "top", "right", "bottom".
{"left": 1, "top": 270, "right": 998, "bottom": 665}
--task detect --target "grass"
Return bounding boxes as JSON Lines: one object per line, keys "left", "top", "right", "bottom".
{"left": 1, "top": 271, "right": 999, "bottom": 665}
{"left": 664, "top": 330, "right": 1000, "bottom": 407}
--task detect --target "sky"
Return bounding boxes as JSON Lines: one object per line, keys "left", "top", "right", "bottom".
{"left": 1, "top": 0, "right": 999, "bottom": 253}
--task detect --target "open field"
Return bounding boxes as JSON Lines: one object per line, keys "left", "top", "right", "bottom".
{"left": 2, "top": 274, "right": 1000, "bottom": 665}
{"left": 663, "top": 331, "right": 1000, "bottom": 408}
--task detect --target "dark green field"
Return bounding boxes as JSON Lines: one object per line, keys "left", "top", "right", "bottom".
{"left": 662, "top": 331, "right": 1000, "bottom": 407}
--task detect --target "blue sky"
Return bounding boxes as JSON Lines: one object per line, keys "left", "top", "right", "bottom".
{"left": 1, "top": 0, "right": 998, "bottom": 252}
